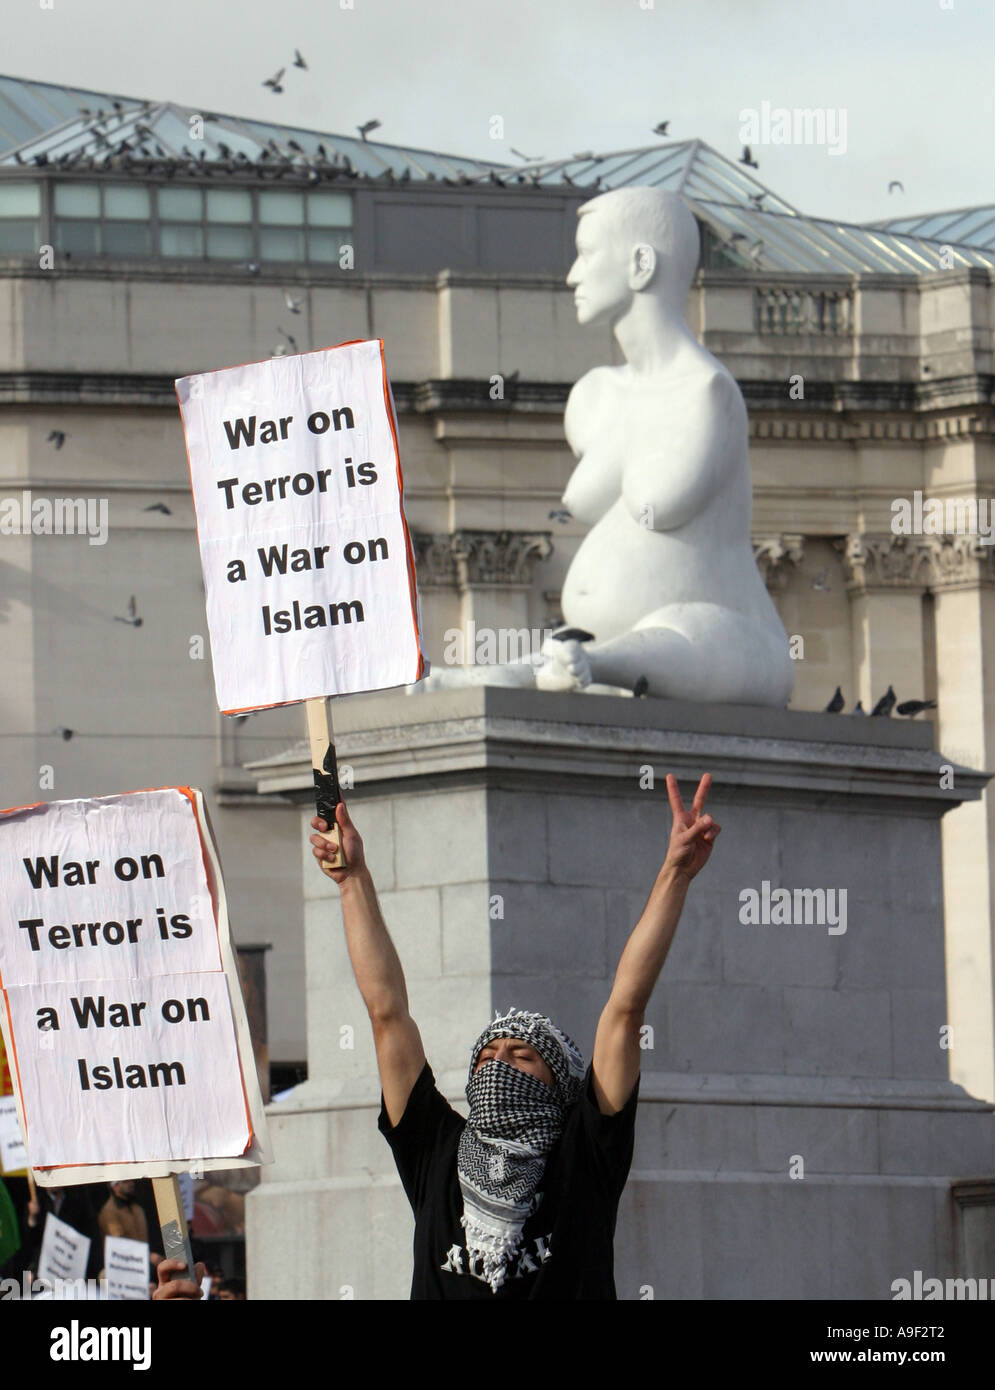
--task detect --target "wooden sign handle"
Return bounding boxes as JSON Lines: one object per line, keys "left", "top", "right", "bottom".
{"left": 152, "top": 1175, "right": 197, "bottom": 1286}
{"left": 306, "top": 697, "right": 345, "bottom": 878}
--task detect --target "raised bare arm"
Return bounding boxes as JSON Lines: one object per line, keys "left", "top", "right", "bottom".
{"left": 592, "top": 773, "right": 720, "bottom": 1115}
{"left": 310, "top": 802, "right": 425, "bottom": 1125}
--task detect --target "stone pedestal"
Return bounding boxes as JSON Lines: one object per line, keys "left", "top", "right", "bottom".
{"left": 246, "top": 688, "right": 994, "bottom": 1300}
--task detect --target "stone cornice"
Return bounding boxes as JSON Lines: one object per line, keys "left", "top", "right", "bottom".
{"left": 1, "top": 372, "right": 993, "bottom": 425}
{"left": 241, "top": 687, "right": 988, "bottom": 817}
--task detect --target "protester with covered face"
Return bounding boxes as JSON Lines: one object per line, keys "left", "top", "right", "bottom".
{"left": 314, "top": 771, "right": 719, "bottom": 1300}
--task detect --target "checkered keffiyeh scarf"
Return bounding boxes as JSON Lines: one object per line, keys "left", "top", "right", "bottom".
{"left": 457, "top": 1008, "right": 586, "bottom": 1293}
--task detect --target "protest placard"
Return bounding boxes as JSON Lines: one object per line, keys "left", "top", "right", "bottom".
{"left": 38, "top": 1212, "right": 90, "bottom": 1287}
{"left": 176, "top": 337, "right": 427, "bottom": 714}
{"left": 104, "top": 1235, "right": 150, "bottom": 1300}
{"left": 0, "top": 787, "right": 269, "bottom": 1184}
{"left": 0, "top": 1094, "right": 28, "bottom": 1173}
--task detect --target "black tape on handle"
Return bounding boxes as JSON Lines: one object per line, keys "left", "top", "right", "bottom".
{"left": 313, "top": 742, "right": 341, "bottom": 824}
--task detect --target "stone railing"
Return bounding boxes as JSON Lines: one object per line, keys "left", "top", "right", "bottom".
{"left": 755, "top": 286, "right": 853, "bottom": 336}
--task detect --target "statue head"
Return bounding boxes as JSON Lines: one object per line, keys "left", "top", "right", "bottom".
{"left": 567, "top": 187, "right": 700, "bottom": 323}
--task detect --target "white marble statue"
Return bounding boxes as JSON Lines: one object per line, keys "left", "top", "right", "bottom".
{"left": 418, "top": 186, "right": 794, "bottom": 707}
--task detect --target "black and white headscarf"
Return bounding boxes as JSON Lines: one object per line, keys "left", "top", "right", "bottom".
{"left": 457, "top": 1007, "right": 586, "bottom": 1293}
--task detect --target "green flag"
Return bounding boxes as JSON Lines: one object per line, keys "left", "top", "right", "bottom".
{"left": 0, "top": 1179, "right": 19, "bottom": 1267}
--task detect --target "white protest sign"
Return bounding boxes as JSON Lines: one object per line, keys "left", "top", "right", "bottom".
{"left": 176, "top": 337, "right": 427, "bottom": 713}
{"left": 0, "top": 788, "right": 269, "bottom": 1179}
{"left": 104, "top": 1235, "right": 150, "bottom": 1300}
{"left": 38, "top": 1212, "right": 90, "bottom": 1287}
{"left": 0, "top": 1094, "right": 28, "bottom": 1172}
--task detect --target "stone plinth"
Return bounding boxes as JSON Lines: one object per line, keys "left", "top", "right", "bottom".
{"left": 246, "top": 688, "right": 994, "bottom": 1300}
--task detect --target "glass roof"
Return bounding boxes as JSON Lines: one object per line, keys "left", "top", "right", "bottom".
{"left": 1, "top": 72, "right": 992, "bottom": 272}
{"left": 0, "top": 73, "right": 505, "bottom": 180}
{"left": 869, "top": 205, "right": 995, "bottom": 251}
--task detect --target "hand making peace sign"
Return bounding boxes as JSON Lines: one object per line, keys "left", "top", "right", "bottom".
{"left": 663, "top": 773, "right": 721, "bottom": 881}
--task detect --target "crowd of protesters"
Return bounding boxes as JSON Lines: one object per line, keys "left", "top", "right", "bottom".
{"left": 0, "top": 1174, "right": 247, "bottom": 1298}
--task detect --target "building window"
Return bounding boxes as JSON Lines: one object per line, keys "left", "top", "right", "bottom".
{"left": 44, "top": 180, "right": 352, "bottom": 265}
{"left": 306, "top": 191, "right": 351, "bottom": 263}
{"left": 0, "top": 181, "right": 41, "bottom": 253}
{"left": 54, "top": 181, "right": 153, "bottom": 256}
{"left": 259, "top": 190, "right": 305, "bottom": 262}
{"left": 158, "top": 186, "right": 204, "bottom": 257}
{"left": 206, "top": 189, "right": 253, "bottom": 260}
{"left": 103, "top": 185, "right": 152, "bottom": 256}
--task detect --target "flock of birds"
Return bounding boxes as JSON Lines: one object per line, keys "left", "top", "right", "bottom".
{"left": 10, "top": 81, "right": 909, "bottom": 203}
{"left": 824, "top": 685, "right": 937, "bottom": 718}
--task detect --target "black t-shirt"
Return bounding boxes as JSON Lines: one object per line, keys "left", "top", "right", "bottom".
{"left": 378, "top": 1060, "right": 639, "bottom": 1300}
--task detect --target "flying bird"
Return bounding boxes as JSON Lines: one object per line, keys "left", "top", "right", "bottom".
{"left": 284, "top": 291, "right": 303, "bottom": 314}
{"left": 47, "top": 430, "right": 67, "bottom": 449}
{"left": 888, "top": 180, "right": 904, "bottom": 194}
{"left": 871, "top": 685, "right": 896, "bottom": 717}
{"left": 263, "top": 68, "right": 285, "bottom": 93}
{"left": 293, "top": 48, "right": 308, "bottom": 69}
{"left": 278, "top": 327, "right": 299, "bottom": 351}
{"left": 114, "top": 596, "right": 143, "bottom": 628}
{"left": 652, "top": 121, "right": 670, "bottom": 137}
{"left": 740, "top": 146, "right": 759, "bottom": 169}
{"left": 896, "top": 698, "right": 937, "bottom": 718}
{"left": 143, "top": 502, "right": 172, "bottom": 515}
{"left": 357, "top": 119, "right": 381, "bottom": 140}
{"left": 824, "top": 686, "right": 844, "bottom": 714}
{"left": 548, "top": 509, "right": 572, "bottom": 524}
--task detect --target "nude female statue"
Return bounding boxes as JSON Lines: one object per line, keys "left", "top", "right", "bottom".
{"left": 418, "top": 186, "right": 794, "bottom": 708}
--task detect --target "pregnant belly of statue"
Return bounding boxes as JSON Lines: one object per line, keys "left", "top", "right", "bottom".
{"left": 562, "top": 506, "right": 762, "bottom": 641}
{"left": 561, "top": 512, "right": 691, "bottom": 640}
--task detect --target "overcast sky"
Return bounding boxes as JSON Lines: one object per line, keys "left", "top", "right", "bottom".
{"left": 5, "top": 0, "right": 992, "bottom": 224}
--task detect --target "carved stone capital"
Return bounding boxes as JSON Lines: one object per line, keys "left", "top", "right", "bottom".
{"left": 925, "top": 534, "right": 995, "bottom": 590}
{"left": 411, "top": 533, "right": 458, "bottom": 587}
{"left": 837, "top": 534, "right": 935, "bottom": 592}
{"left": 753, "top": 534, "right": 805, "bottom": 590}
{"left": 412, "top": 529, "right": 553, "bottom": 589}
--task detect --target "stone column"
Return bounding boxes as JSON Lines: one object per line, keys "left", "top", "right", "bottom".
{"left": 838, "top": 534, "right": 934, "bottom": 711}
{"left": 929, "top": 536, "right": 995, "bottom": 1100}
